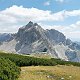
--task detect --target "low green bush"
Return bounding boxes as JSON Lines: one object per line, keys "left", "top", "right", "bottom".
{"left": 0, "top": 52, "right": 80, "bottom": 67}
{"left": 51, "top": 58, "right": 80, "bottom": 67}
{"left": 0, "top": 58, "right": 20, "bottom": 80}
{"left": 0, "top": 52, "right": 57, "bottom": 66}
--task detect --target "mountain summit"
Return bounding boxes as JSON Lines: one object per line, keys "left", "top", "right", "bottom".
{"left": 0, "top": 21, "right": 80, "bottom": 62}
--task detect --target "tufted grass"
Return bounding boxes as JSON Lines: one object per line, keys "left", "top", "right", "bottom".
{"left": 18, "top": 65, "right": 80, "bottom": 80}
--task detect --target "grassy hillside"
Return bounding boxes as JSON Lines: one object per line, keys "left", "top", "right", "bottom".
{"left": 0, "top": 52, "right": 80, "bottom": 80}
{"left": 18, "top": 66, "right": 80, "bottom": 80}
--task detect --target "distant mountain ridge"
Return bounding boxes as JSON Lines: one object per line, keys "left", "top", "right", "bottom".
{"left": 0, "top": 21, "right": 80, "bottom": 62}
{"left": 0, "top": 33, "right": 13, "bottom": 42}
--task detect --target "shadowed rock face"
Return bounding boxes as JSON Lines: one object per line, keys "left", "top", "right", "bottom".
{"left": 17, "top": 26, "right": 41, "bottom": 44}
{"left": 66, "top": 39, "right": 72, "bottom": 45}
{"left": 68, "top": 42, "right": 80, "bottom": 50}
{"left": 0, "top": 21, "right": 80, "bottom": 62}
{"left": 0, "top": 33, "right": 14, "bottom": 42}
{"left": 65, "top": 49, "right": 77, "bottom": 60}
{"left": 45, "top": 29, "right": 66, "bottom": 44}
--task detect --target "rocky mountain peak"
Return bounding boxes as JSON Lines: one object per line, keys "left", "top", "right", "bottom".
{"left": 27, "top": 21, "right": 33, "bottom": 26}
{"left": 23, "top": 21, "right": 34, "bottom": 29}
{"left": 19, "top": 21, "right": 41, "bottom": 31}
{"left": 0, "top": 21, "right": 80, "bottom": 62}
{"left": 16, "top": 22, "right": 44, "bottom": 44}
{"left": 34, "top": 23, "right": 38, "bottom": 26}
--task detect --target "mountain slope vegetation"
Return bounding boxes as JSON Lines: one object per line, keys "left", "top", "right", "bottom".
{"left": 0, "top": 52, "right": 80, "bottom": 80}
{"left": 0, "top": 52, "right": 80, "bottom": 67}
{"left": 0, "top": 58, "right": 20, "bottom": 80}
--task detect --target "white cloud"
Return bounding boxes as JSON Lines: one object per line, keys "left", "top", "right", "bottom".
{"left": 1, "top": 5, "right": 80, "bottom": 23}
{"left": 0, "top": 5, "right": 80, "bottom": 41}
{"left": 65, "top": 10, "right": 80, "bottom": 16}
{"left": 44, "top": 1, "right": 50, "bottom": 6}
{"left": 0, "top": 5, "right": 64, "bottom": 23}
{"left": 0, "top": 5, "right": 66, "bottom": 33}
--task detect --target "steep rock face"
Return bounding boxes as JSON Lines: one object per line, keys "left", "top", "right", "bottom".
{"left": 65, "top": 49, "right": 77, "bottom": 60}
{"left": 14, "top": 22, "right": 58, "bottom": 57}
{"left": 15, "top": 21, "right": 49, "bottom": 54}
{"left": 45, "top": 29, "right": 66, "bottom": 44}
{"left": 68, "top": 42, "right": 80, "bottom": 50}
{"left": 66, "top": 39, "right": 72, "bottom": 45}
{"left": 0, "top": 21, "right": 80, "bottom": 62}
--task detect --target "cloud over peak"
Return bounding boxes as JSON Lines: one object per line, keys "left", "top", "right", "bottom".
{"left": 0, "top": 5, "right": 80, "bottom": 41}
{"left": 1, "top": 5, "right": 80, "bottom": 23}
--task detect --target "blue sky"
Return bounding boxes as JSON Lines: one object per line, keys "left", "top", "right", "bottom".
{"left": 0, "top": 0, "right": 80, "bottom": 41}
{"left": 0, "top": 0, "right": 80, "bottom": 11}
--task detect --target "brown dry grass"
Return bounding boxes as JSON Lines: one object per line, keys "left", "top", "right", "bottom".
{"left": 18, "top": 65, "right": 80, "bottom": 80}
